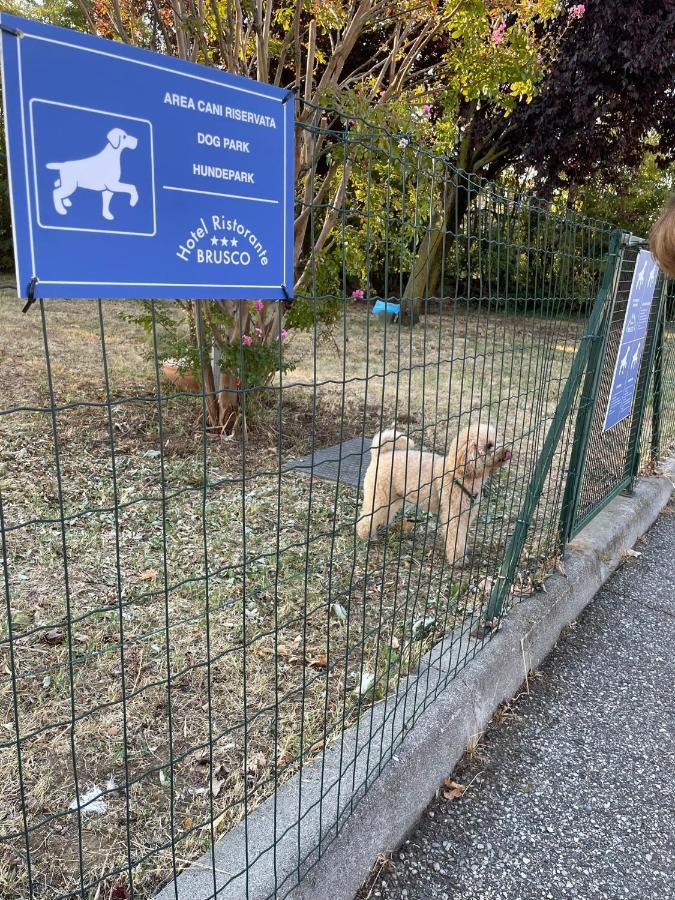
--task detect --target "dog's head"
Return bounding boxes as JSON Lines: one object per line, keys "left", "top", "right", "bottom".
{"left": 107, "top": 128, "right": 139, "bottom": 151}
{"left": 452, "top": 424, "right": 512, "bottom": 478}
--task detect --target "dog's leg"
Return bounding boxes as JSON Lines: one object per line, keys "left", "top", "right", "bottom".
{"left": 444, "top": 508, "right": 470, "bottom": 569}
{"left": 52, "top": 178, "right": 73, "bottom": 216}
{"left": 101, "top": 190, "right": 114, "bottom": 221}
{"left": 357, "top": 497, "right": 403, "bottom": 541}
{"left": 109, "top": 181, "right": 139, "bottom": 208}
{"left": 356, "top": 467, "right": 403, "bottom": 540}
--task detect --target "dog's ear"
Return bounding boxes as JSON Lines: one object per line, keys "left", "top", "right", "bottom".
{"left": 107, "top": 128, "right": 124, "bottom": 149}
{"left": 454, "top": 429, "right": 478, "bottom": 477}
{"left": 463, "top": 435, "right": 480, "bottom": 477}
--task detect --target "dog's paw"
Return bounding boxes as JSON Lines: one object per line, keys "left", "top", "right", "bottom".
{"left": 446, "top": 551, "right": 471, "bottom": 571}
{"left": 63, "top": 198, "right": 72, "bottom": 208}
{"left": 129, "top": 191, "right": 139, "bottom": 208}
{"left": 102, "top": 210, "right": 115, "bottom": 221}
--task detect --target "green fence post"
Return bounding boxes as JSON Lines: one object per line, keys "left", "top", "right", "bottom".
{"left": 558, "top": 237, "right": 622, "bottom": 545}
{"left": 479, "top": 229, "right": 622, "bottom": 632}
{"left": 651, "top": 303, "right": 665, "bottom": 465}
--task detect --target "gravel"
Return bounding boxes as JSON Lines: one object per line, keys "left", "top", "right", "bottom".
{"left": 361, "top": 504, "right": 675, "bottom": 900}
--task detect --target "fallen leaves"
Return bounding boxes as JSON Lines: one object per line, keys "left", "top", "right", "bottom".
{"left": 44, "top": 628, "right": 64, "bottom": 645}
{"left": 246, "top": 751, "right": 267, "bottom": 788}
{"left": 211, "top": 767, "right": 227, "bottom": 798}
{"left": 441, "top": 778, "right": 466, "bottom": 802}
{"left": 274, "top": 645, "right": 329, "bottom": 669}
{"left": 276, "top": 750, "right": 294, "bottom": 769}
{"left": 305, "top": 652, "right": 328, "bottom": 669}
{"left": 622, "top": 548, "right": 642, "bottom": 559}
{"left": 138, "top": 568, "right": 158, "bottom": 581}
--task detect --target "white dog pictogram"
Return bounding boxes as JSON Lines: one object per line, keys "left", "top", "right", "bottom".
{"left": 635, "top": 259, "right": 648, "bottom": 289}
{"left": 648, "top": 266, "right": 657, "bottom": 288}
{"left": 618, "top": 345, "right": 630, "bottom": 376}
{"left": 46, "top": 128, "right": 139, "bottom": 221}
{"left": 631, "top": 344, "right": 640, "bottom": 368}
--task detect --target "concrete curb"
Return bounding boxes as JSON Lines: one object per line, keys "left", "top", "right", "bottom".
{"left": 155, "top": 465, "right": 674, "bottom": 900}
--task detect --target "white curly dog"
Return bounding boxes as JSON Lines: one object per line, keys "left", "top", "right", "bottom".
{"left": 46, "top": 127, "right": 139, "bottom": 221}
{"left": 356, "top": 423, "right": 512, "bottom": 566}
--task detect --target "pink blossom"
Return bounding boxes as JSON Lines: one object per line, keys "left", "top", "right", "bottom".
{"left": 253, "top": 299, "right": 264, "bottom": 311}
{"left": 242, "top": 335, "right": 253, "bottom": 347}
{"left": 255, "top": 327, "right": 263, "bottom": 338}
{"left": 492, "top": 22, "right": 506, "bottom": 45}
{"left": 351, "top": 288, "right": 365, "bottom": 300}
{"left": 569, "top": 3, "right": 585, "bottom": 17}
{"left": 422, "top": 104, "right": 432, "bottom": 118}
{"left": 280, "top": 329, "right": 289, "bottom": 340}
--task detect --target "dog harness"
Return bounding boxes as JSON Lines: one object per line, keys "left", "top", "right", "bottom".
{"left": 453, "top": 477, "right": 480, "bottom": 504}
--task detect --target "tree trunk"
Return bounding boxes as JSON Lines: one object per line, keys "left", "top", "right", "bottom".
{"left": 217, "top": 369, "right": 241, "bottom": 432}
{"left": 194, "top": 301, "right": 221, "bottom": 428}
{"left": 399, "top": 173, "right": 473, "bottom": 324}
{"left": 399, "top": 221, "right": 447, "bottom": 324}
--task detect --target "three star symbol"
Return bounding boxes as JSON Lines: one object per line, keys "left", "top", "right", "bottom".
{"left": 209, "top": 235, "right": 239, "bottom": 247}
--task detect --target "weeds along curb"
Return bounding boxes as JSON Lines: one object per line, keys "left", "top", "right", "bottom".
{"left": 154, "top": 462, "right": 675, "bottom": 900}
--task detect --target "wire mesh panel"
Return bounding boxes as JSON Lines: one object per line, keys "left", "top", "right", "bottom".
{"left": 0, "top": 104, "right": 635, "bottom": 900}
{"left": 640, "top": 282, "right": 675, "bottom": 466}
{"left": 568, "top": 245, "right": 665, "bottom": 537}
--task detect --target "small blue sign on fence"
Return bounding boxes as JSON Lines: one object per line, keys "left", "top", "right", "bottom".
{"left": 603, "top": 249, "right": 659, "bottom": 433}
{"left": 0, "top": 13, "right": 294, "bottom": 301}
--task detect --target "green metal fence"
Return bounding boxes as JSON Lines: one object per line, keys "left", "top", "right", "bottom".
{"left": 0, "top": 104, "right": 672, "bottom": 900}
{"left": 561, "top": 240, "right": 668, "bottom": 540}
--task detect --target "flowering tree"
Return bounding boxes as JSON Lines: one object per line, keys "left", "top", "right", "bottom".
{"left": 399, "top": 0, "right": 569, "bottom": 320}
{"left": 400, "top": 0, "right": 675, "bottom": 321}
{"left": 51, "top": 0, "right": 464, "bottom": 429}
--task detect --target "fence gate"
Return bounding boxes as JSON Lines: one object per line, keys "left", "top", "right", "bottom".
{"left": 562, "top": 238, "right": 667, "bottom": 541}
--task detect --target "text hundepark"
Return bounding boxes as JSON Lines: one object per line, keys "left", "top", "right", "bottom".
{"left": 163, "top": 92, "right": 277, "bottom": 128}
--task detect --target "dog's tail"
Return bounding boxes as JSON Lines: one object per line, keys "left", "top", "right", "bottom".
{"left": 45, "top": 163, "right": 62, "bottom": 170}
{"left": 370, "top": 428, "right": 413, "bottom": 456}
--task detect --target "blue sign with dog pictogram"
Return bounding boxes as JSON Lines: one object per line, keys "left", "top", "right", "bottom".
{"left": 0, "top": 13, "right": 294, "bottom": 300}
{"left": 603, "top": 249, "right": 660, "bottom": 433}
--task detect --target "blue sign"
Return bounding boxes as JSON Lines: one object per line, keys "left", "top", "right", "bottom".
{"left": 603, "top": 249, "right": 660, "bottom": 432}
{"left": 0, "top": 14, "right": 294, "bottom": 300}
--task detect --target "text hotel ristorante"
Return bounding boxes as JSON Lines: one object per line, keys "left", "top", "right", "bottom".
{"left": 0, "top": 13, "right": 294, "bottom": 301}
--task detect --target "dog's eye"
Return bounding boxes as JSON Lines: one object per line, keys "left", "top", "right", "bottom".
{"left": 486, "top": 442, "right": 494, "bottom": 450}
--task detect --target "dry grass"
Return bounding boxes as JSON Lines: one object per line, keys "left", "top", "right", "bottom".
{"left": 0, "top": 293, "right": 581, "bottom": 898}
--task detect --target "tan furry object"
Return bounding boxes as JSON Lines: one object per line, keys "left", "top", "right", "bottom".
{"left": 356, "top": 423, "right": 512, "bottom": 565}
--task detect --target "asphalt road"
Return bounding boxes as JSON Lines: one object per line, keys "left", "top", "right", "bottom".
{"left": 360, "top": 503, "right": 675, "bottom": 900}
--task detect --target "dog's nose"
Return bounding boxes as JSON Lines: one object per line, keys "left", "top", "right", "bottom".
{"left": 128, "top": 135, "right": 139, "bottom": 149}
{"left": 503, "top": 449, "right": 512, "bottom": 461}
